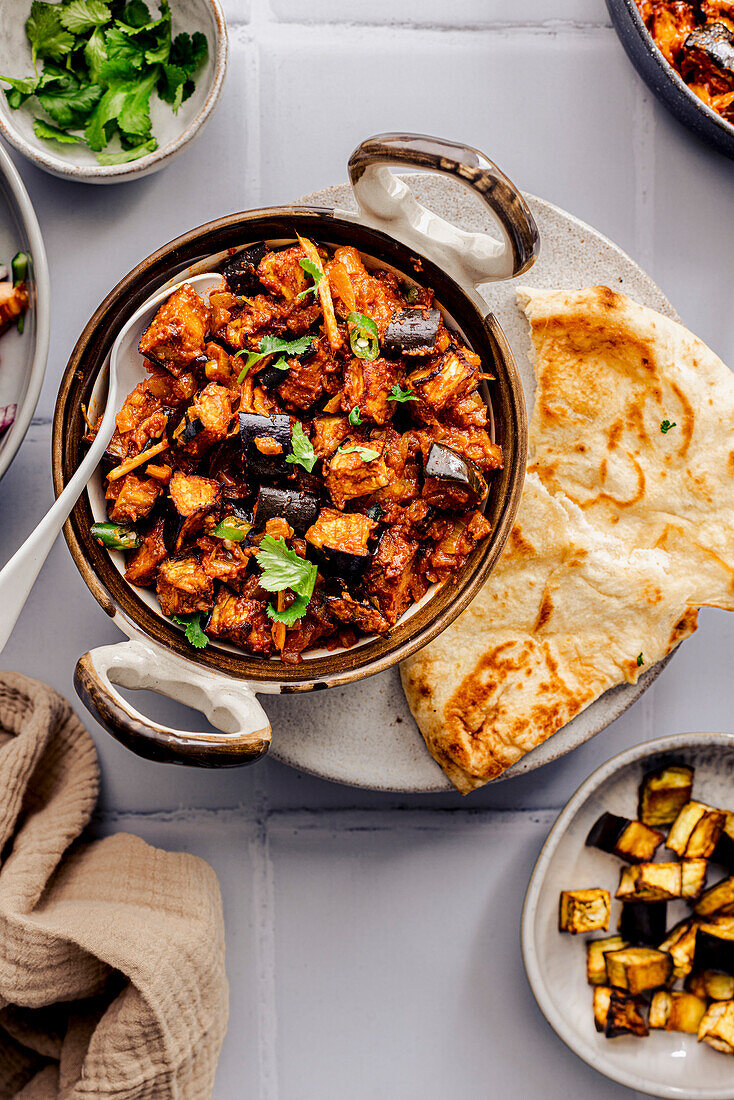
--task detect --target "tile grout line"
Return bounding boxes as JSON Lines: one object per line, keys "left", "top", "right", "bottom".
{"left": 632, "top": 87, "right": 657, "bottom": 277}
{"left": 227, "top": 15, "right": 612, "bottom": 33}
{"left": 250, "top": 785, "right": 280, "bottom": 1100}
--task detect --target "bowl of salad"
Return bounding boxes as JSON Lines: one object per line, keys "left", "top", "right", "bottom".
{"left": 0, "top": 0, "right": 227, "bottom": 183}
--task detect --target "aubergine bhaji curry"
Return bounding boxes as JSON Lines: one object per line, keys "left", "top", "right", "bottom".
{"left": 87, "top": 236, "right": 501, "bottom": 661}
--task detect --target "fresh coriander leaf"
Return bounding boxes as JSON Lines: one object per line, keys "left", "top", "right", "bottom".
{"left": 118, "top": 67, "right": 157, "bottom": 136}
{"left": 212, "top": 517, "right": 251, "bottom": 542}
{"left": 387, "top": 383, "right": 418, "bottom": 403}
{"left": 84, "top": 81, "right": 131, "bottom": 149}
{"left": 143, "top": 21, "right": 172, "bottom": 66}
{"left": 255, "top": 535, "right": 318, "bottom": 602}
{"left": 38, "top": 81, "right": 103, "bottom": 128}
{"left": 266, "top": 592, "right": 311, "bottom": 626}
{"left": 170, "top": 28, "right": 208, "bottom": 70}
{"left": 636, "top": 653, "right": 644, "bottom": 667}
{"left": 297, "top": 257, "right": 323, "bottom": 300}
{"left": 26, "top": 2, "right": 76, "bottom": 64}
{"left": 172, "top": 612, "right": 209, "bottom": 649}
{"left": 120, "top": 0, "right": 151, "bottom": 28}
{"left": 33, "top": 117, "right": 83, "bottom": 143}
{"left": 0, "top": 75, "right": 39, "bottom": 110}
{"left": 660, "top": 419, "right": 676, "bottom": 434}
{"left": 157, "top": 63, "right": 189, "bottom": 110}
{"left": 96, "top": 136, "right": 156, "bottom": 163}
{"left": 338, "top": 444, "right": 380, "bottom": 462}
{"left": 84, "top": 26, "right": 108, "bottom": 82}
{"left": 59, "top": 0, "right": 111, "bottom": 34}
{"left": 348, "top": 405, "right": 362, "bottom": 427}
{"left": 285, "top": 422, "right": 317, "bottom": 473}
{"left": 235, "top": 334, "right": 314, "bottom": 384}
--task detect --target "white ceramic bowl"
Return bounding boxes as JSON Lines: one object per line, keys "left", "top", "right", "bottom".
{"left": 0, "top": 0, "right": 227, "bottom": 184}
{"left": 0, "top": 140, "right": 49, "bottom": 481}
{"left": 522, "top": 732, "right": 734, "bottom": 1100}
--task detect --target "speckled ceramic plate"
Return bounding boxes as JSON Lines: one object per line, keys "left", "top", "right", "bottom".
{"left": 522, "top": 732, "right": 734, "bottom": 1099}
{"left": 0, "top": 140, "right": 49, "bottom": 482}
{"left": 263, "top": 176, "right": 679, "bottom": 793}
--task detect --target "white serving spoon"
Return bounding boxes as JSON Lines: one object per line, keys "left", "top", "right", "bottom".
{"left": 0, "top": 272, "right": 224, "bottom": 655}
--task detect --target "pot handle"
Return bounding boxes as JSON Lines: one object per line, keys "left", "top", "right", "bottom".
{"left": 347, "top": 132, "right": 539, "bottom": 289}
{"left": 74, "top": 637, "right": 271, "bottom": 768}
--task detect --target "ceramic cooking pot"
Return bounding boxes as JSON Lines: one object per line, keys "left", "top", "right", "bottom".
{"left": 52, "top": 132, "right": 539, "bottom": 770}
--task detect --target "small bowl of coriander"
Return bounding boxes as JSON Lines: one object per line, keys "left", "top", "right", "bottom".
{"left": 0, "top": 0, "right": 227, "bottom": 183}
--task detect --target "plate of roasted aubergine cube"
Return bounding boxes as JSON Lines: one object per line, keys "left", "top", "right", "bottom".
{"left": 522, "top": 732, "right": 734, "bottom": 1098}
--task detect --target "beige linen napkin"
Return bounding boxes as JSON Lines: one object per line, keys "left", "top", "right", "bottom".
{"left": 0, "top": 671, "right": 228, "bottom": 1099}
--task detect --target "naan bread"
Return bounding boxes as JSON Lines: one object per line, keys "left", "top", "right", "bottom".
{"left": 401, "top": 286, "right": 734, "bottom": 793}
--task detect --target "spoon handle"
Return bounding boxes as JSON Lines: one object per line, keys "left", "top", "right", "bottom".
{"left": 0, "top": 409, "right": 114, "bottom": 655}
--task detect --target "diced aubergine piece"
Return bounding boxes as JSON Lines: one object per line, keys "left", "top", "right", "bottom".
{"left": 695, "top": 876, "right": 734, "bottom": 919}
{"left": 383, "top": 308, "right": 441, "bottom": 357}
{"left": 324, "top": 441, "right": 390, "bottom": 507}
{"left": 649, "top": 991, "right": 707, "bottom": 1034}
{"left": 586, "top": 935, "right": 627, "bottom": 986}
{"left": 687, "top": 971, "right": 734, "bottom": 1001}
{"left": 667, "top": 800, "right": 726, "bottom": 859}
{"left": 239, "top": 412, "right": 294, "bottom": 481}
{"left": 364, "top": 526, "right": 420, "bottom": 624}
{"left": 254, "top": 486, "right": 320, "bottom": 534}
{"left": 694, "top": 927, "right": 734, "bottom": 976}
{"left": 604, "top": 946, "right": 673, "bottom": 995}
{"left": 619, "top": 902, "right": 668, "bottom": 946}
{"left": 156, "top": 555, "right": 213, "bottom": 617}
{"left": 305, "top": 507, "right": 378, "bottom": 585}
{"left": 684, "top": 23, "right": 734, "bottom": 80}
{"left": 169, "top": 471, "right": 221, "bottom": 516}
{"left": 422, "top": 442, "right": 488, "bottom": 510}
{"left": 586, "top": 812, "right": 664, "bottom": 863}
{"left": 221, "top": 242, "right": 269, "bottom": 294}
{"left": 138, "top": 284, "right": 210, "bottom": 376}
{"left": 713, "top": 814, "right": 734, "bottom": 871}
{"left": 409, "top": 349, "right": 477, "bottom": 414}
{"left": 324, "top": 592, "right": 392, "bottom": 637}
{"left": 616, "top": 860, "right": 707, "bottom": 902}
{"left": 698, "top": 1001, "right": 734, "bottom": 1054}
{"left": 593, "top": 986, "right": 648, "bottom": 1038}
{"left": 660, "top": 919, "right": 699, "bottom": 980}
{"left": 638, "top": 764, "right": 694, "bottom": 827}
{"left": 558, "top": 889, "right": 610, "bottom": 934}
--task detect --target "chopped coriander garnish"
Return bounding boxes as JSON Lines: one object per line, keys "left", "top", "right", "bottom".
{"left": 637, "top": 653, "right": 644, "bottom": 667}
{"left": 285, "top": 422, "right": 317, "bottom": 473}
{"left": 0, "top": 1, "right": 209, "bottom": 164}
{"left": 297, "top": 257, "right": 324, "bottom": 300}
{"left": 235, "top": 333, "right": 314, "bottom": 383}
{"left": 338, "top": 444, "right": 380, "bottom": 462}
{"left": 660, "top": 420, "right": 676, "bottom": 434}
{"left": 255, "top": 535, "right": 318, "bottom": 626}
{"left": 172, "top": 611, "right": 209, "bottom": 649}
{"left": 348, "top": 405, "right": 363, "bottom": 427}
{"left": 387, "top": 383, "right": 418, "bottom": 403}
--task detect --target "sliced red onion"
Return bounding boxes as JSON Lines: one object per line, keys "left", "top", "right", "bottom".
{"left": 0, "top": 404, "right": 17, "bottom": 437}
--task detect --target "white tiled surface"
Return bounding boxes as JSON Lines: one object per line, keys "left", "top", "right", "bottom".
{"left": 2, "top": 1, "right": 734, "bottom": 1095}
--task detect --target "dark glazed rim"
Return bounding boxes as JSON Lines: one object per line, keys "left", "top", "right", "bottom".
{"left": 52, "top": 205, "right": 527, "bottom": 689}
{"left": 606, "top": 0, "right": 734, "bottom": 159}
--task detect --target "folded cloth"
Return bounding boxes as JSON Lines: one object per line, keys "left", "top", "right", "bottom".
{"left": 0, "top": 672, "right": 228, "bottom": 1099}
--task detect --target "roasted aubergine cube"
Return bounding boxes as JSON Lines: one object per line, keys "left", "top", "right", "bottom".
{"left": 586, "top": 935, "right": 627, "bottom": 986}
{"left": 638, "top": 764, "right": 694, "bottom": 827}
{"left": 239, "top": 412, "right": 294, "bottom": 481}
{"left": 305, "top": 507, "right": 378, "bottom": 585}
{"left": 616, "top": 860, "right": 707, "bottom": 902}
{"left": 205, "top": 587, "right": 269, "bottom": 651}
{"left": 124, "top": 518, "right": 168, "bottom": 587}
{"left": 559, "top": 889, "right": 610, "bottom": 934}
{"left": 713, "top": 813, "right": 734, "bottom": 871}
{"left": 667, "top": 800, "right": 726, "bottom": 859}
{"left": 649, "top": 990, "right": 707, "bottom": 1034}
{"left": 619, "top": 902, "right": 667, "bottom": 947}
{"left": 323, "top": 592, "right": 392, "bottom": 637}
{"left": 343, "top": 357, "right": 401, "bottom": 425}
{"left": 586, "top": 812, "right": 664, "bottom": 863}
{"left": 694, "top": 925, "right": 734, "bottom": 976}
{"left": 604, "top": 946, "right": 673, "bottom": 995}
{"left": 254, "top": 486, "right": 320, "bottom": 535}
{"left": 221, "top": 242, "right": 269, "bottom": 294}
{"left": 156, "top": 555, "right": 213, "bottom": 617}
{"left": 409, "top": 348, "right": 478, "bottom": 417}
{"left": 683, "top": 23, "right": 734, "bottom": 90}
{"left": 660, "top": 919, "right": 699, "bottom": 980}
{"left": 383, "top": 308, "right": 441, "bottom": 358}
{"left": 687, "top": 970, "right": 734, "bottom": 1001}
{"left": 107, "top": 473, "right": 161, "bottom": 524}
{"left": 593, "top": 986, "right": 648, "bottom": 1038}
{"left": 169, "top": 471, "right": 221, "bottom": 517}
{"left": 695, "top": 876, "right": 734, "bottom": 919}
{"left": 364, "top": 526, "right": 420, "bottom": 625}
{"left": 138, "top": 284, "right": 210, "bottom": 376}
{"left": 421, "top": 442, "right": 488, "bottom": 510}
{"left": 324, "top": 442, "right": 390, "bottom": 508}
{"left": 698, "top": 1000, "right": 734, "bottom": 1054}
